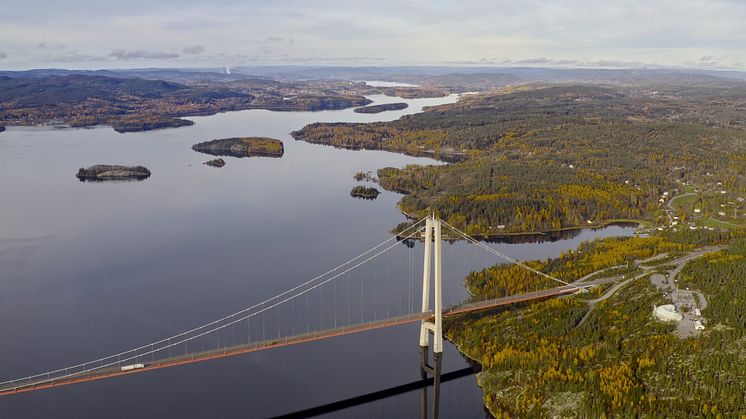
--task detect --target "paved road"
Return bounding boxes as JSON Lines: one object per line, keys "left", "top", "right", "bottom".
{"left": 574, "top": 249, "right": 716, "bottom": 328}
{"left": 666, "top": 192, "right": 697, "bottom": 224}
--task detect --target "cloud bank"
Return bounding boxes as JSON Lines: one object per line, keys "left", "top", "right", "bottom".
{"left": 182, "top": 45, "right": 205, "bottom": 55}
{"left": 1, "top": 0, "right": 745, "bottom": 70}
{"left": 108, "top": 49, "right": 179, "bottom": 60}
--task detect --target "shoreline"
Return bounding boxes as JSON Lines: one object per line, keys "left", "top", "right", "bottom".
{"left": 393, "top": 204, "right": 645, "bottom": 241}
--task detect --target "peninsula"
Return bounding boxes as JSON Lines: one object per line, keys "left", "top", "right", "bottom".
{"left": 294, "top": 81, "right": 746, "bottom": 236}
{"left": 353, "top": 102, "right": 408, "bottom": 114}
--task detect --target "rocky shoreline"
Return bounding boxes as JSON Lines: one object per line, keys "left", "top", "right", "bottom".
{"left": 76, "top": 165, "right": 151, "bottom": 182}
{"left": 204, "top": 158, "right": 226, "bottom": 167}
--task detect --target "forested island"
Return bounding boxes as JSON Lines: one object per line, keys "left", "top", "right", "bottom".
{"left": 76, "top": 165, "right": 151, "bottom": 182}
{"left": 353, "top": 102, "right": 408, "bottom": 114}
{"left": 203, "top": 158, "right": 226, "bottom": 168}
{"left": 354, "top": 171, "right": 376, "bottom": 182}
{"left": 192, "top": 137, "right": 284, "bottom": 158}
{"left": 350, "top": 186, "right": 380, "bottom": 199}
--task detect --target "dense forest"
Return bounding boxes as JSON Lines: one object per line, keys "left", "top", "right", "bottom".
{"left": 293, "top": 83, "right": 746, "bottom": 416}
{"left": 447, "top": 234, "right": 746, "bottom": 417}
{"left": 293, "top": 83, "right": 746, "bottom": 234}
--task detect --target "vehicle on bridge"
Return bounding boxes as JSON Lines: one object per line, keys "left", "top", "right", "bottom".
{"left": 120, "top": 363, "right": 145, "bottom": 372}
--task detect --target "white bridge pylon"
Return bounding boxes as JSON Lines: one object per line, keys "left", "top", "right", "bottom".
{"left": 419, "top": 215, "right": 443, "bottom": 354}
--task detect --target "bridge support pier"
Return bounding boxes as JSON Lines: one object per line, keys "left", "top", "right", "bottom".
{"left": 419, "top": 346, "right": 442, "bottom": 419}
{"left": 419, "top": 215, "right": 442, "bottom": 419}
{"left": 419, "top": 216, "right": 443, "bottom": 353}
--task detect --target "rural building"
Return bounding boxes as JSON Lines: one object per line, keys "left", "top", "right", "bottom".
{"left": 653, "top": 304, "right": 683, "bottom": 322}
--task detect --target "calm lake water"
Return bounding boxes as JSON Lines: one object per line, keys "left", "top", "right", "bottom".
{"left": 0, "top": 92, "right": 636, "bottom": 418}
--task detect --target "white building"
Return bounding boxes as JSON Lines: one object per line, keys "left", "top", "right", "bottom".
{"left": 653, "top": 304, "right": 683, "bottom": 322}
{"left": 694, "top": 321, "right": 705, "bottom": 331}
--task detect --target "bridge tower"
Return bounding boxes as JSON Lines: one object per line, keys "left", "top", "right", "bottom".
{"left": 419, "top": 215, "right": 443, "bottom": 418}
{"left": 419, "top": 215, "right": 443, "bottom": 353}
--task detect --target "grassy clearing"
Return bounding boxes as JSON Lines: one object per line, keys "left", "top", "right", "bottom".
{"left": 670, "top": 193, "right": 699, "bottom": 210}
{"left": 699, "top": 217, "right": 746, "bottom": 229}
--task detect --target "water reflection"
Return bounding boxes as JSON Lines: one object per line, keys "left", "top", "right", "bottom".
{"left": 481, "top": 222, "right": 642, "bottom": 244}
{"left": 77, "top": 176, "right": 151, "bottom": 183}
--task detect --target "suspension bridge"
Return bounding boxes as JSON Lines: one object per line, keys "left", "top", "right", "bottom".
{"left": 0, "top": 216, "right": 597, "bottom": 397}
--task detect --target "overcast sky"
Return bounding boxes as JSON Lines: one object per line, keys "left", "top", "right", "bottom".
{"left": 1, "top": 0, "right": 745, "bottom": 70}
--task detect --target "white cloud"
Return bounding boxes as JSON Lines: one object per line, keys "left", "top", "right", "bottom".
{"left": 515, "top": 58, "right": 552, "bottom": 65}
{"left": 40, "top": 52, "right": 107, "bottom": 62}
{"left": 182, "top": 45, "right": 205, "bottom": 55}
{"left": 38, "top": 41, "right": 66, "bottom": 50}
{"left": 109, "top": 49, "right": 179, "bottom": 60}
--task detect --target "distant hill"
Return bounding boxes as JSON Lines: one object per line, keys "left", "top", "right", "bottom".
{"left": 0, "top": 75, "right": 193, "bottom": 106}
{"left": 0, "top": 69, "right": 126, "bottom": 79}
{"left": 0, "top": 73, "right": 371, "bottom": 131}
{"left": 0, "top": 74, "right": 250, "bottom": 131}
{"left": 0, "top": 68, "right": 258, "bottom": 83}
{"left": 4, "top": 66, "right": 745, "bottom": 89}
{"left": 421, "top": 73, "right": 523, "bottom": 91}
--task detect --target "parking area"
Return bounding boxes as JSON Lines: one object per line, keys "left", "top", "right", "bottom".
{"left": 650, "top": 270, "right": 708, "bottom": 339}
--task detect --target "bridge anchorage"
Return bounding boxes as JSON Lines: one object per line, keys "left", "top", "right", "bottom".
{"left": 419, "top": 215, "right": 444, "bottom": 419}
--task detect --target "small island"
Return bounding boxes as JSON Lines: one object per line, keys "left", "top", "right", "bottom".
{"left": 353, "top": 102, "right": 408, "bottom": 114}
{"left": 354, "top": 171, "right": 376, "bottom": 182}
{"left": 350, "top": 185, "right": 380, "bottom": 200}
{"left": 192, "top": 137, "right": 284, "bottom": 158}
{"left": 204, "top": 158, "right": 226, "bottom": 168}
{"left": 76, "top": 165, "right": 151, "bottom": 182}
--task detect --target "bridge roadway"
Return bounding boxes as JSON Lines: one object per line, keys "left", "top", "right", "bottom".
{"left": 0, "top": 283, "right": 591, "bottom": 396}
